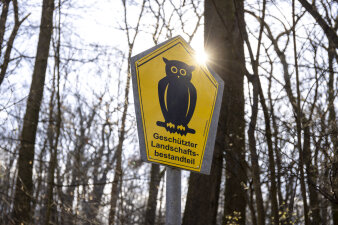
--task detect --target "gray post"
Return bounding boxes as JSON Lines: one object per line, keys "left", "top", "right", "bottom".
{"left": 166, "top": 167, "right": 181, "bottom": 225}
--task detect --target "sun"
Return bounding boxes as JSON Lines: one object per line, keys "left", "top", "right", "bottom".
{"left": 195, "top": 49, "right": 209, "bottom": 65}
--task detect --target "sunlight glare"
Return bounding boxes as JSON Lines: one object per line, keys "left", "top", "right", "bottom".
{"left": 195, "top": 49, "right": 209, "bottom": 65}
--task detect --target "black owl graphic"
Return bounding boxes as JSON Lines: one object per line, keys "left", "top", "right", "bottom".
{"left": 156, "top": 57, "right": 197, "bottom": 136}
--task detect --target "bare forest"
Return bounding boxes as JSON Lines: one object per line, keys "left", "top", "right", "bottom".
{"left": 0, "top": 0, "right": 337, "bottom": 224}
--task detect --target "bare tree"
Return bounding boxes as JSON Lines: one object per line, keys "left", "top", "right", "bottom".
{"left": 297, "top": 0, "right": 338, "bottom": 49}
{"left": 12, "top": 0, "right": 54, "bottom": 223}
{"left": 45, "top": 1, "right": 62, "bottom": 223}
{"left": 0, "top": 0, "right": 29, "bottom": 86}
{"left": 108, "top": 1, "right": 146, "bottom": 224}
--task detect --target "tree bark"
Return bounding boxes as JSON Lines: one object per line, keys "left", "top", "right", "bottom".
{"left": 108, "top": 64, "right": 131, "bottom": 225}
{"left": 183, "top": 146, "right": 223, "bottom": 225}
{"left": 303, "top": 124, "right": 321, "bottom": 225}
{"left": 183, "top": 0, "right": 246, "bottom": 224}
{"left": 248, "top": 181, "right": 258, "bottom": 225}
{"left": 0, "top": 0, "right": 10, "bottom": 58}
{"left": 144, "top": 164, "right": 161, "bottom": 225}
{"left": 44, "top": 81, "right": 61, "bottom": 225}
{"left": 221, "top": 1, "right": 247, "bottom": 223}
{"left": 247, "top": 75, "right": 265, "bottom": 225}
{"left": 11, "top": 0, "right": 54, "bottom": 224}
{"left": 45, "top": 9, "right": 61, "bottom": 223}
{"left": 257, "top": 78, "right": 279, "bottom": 225}
{"left": 328, "top": 41, "right": 338, "bottom": 225}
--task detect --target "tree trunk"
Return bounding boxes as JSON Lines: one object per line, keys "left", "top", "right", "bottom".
{"left": 0, "top": 0, "right": 10, "bottom": 58}
{"left": 328, "top": 41, "right": 338, "bottom": 225}
{"left": 144, "top": 164, "right": 161, "bottom": 225}
{"left": 108, "top": 70, "right": 130, "bottom": 225}
{"left": 256, "top": 77, "right": 279, "bottom": 225}
{"left": 268, "top": 71, "right": 285, "bottom": 208}
{"left": 44, "top": 86, "right": 61, "bottom": 225}
{"left": 108, "top": 0, "right": 145, "bottom": 221}
{"left": 303, "top": 125, "right": 321, "bottom": 225}
{"left": 183, "top": 0, "right": 246, "bottom": 224}
{"left": 248, "top": 181, "right": 258, "bottom": 225}
{"left": 108, "top": 137, "right": 123, "bottom": 225}
{"left": 243, "top": 0, "right": 278, "bottom": 222}
{"left": 45, "top": 12, "right": 61, "bottom": 223}
{"left": 247, "top": 76, "right": 265, "bottom": 225}
{"left": 183, "top": 146, "right": 223, "bottom": 225}
{"left": 12, "top": 0, "right": 54, "bottom": 224}
{"left": 292, "top": 2, "right": 310, "bottom": 223}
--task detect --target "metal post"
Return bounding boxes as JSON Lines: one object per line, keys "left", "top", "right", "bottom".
{"left": 166, "top": 166, "right": 181, "bottom": 225}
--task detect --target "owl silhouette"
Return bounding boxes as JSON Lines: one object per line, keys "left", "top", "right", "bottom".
{"left": 156, "top": 57, "right": 197, "bottom": 135}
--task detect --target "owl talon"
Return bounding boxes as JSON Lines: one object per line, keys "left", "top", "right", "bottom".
{"left": 166, "top": 122, "right": 175, "bottom": 129}
{"left": 165, "top": 122, "right": 176, "bottom": 133}
{"left": 177, "top": 125, "right": 185, "bottom": 131}
{"left": 176, "top": 125, "right": 188, "bottom": 135}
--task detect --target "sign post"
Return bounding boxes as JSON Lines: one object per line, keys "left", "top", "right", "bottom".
{"left": 131, "top": 36, "right": 224, "bottom": 224}
{"left": 166, "top": 167, "right": 181, "bottom": 225}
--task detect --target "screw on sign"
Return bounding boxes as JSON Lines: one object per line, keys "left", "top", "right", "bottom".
{"left": 131, "top": 36, "right": 224, "bottom": 225}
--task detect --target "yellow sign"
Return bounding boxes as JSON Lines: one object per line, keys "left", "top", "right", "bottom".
{"left": 131, "top": 36, "right": 223, "bottom": 174}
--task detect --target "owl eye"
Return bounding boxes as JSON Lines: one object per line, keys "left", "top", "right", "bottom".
{"left": 180, "top": 69, "right": 186, "bottom": 76}
{"left": 171, "top": 66, "right": 178, "bottom": 73}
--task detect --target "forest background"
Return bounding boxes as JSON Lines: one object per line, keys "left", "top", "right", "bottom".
{"left": 0, "top": 0, "right": 337, "bottom": 224}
